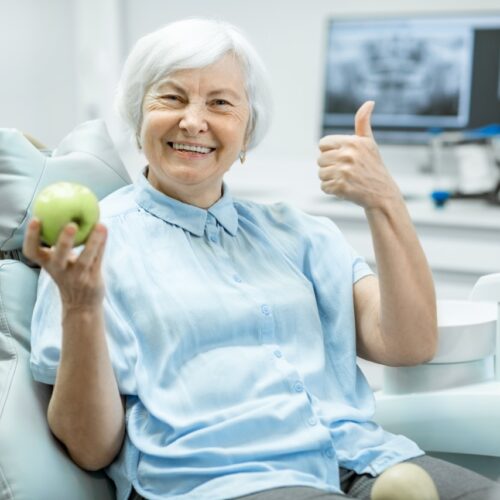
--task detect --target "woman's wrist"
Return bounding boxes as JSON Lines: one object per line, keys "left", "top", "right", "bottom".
{"left": 62, "top": 301, "right": 103, "bottom": 322}
{"left": 364, "top": 191, "right": 406, "bottom": 218}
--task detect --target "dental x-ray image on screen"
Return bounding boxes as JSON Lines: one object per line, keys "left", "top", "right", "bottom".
{"left": 322, "top": 14, "right": 500, "bottom": 144}
{"left": 325, "top": 26, "right": 472, "bottom": 125}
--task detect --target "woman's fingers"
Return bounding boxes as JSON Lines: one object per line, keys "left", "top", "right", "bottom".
{"left": 317, "top": 149, "right": 343, "bottom": 168}
{"left": 23, "top": 219, "right": 107, "bottom": 275}
{"left": 52, "top": 223, "right": 78, "bottom": 268}
{"left": 22, "top": 218, "right": 106, "bottom": 310}
{"left": 318, "top": 134, "right": 351, "bottom": 152}
{"left": 91, "top": 225, "right": 108, "bottom": 272}
{"left": 77, "top": 224, "right": 107, "bottom": 270}
{"left": 22, "top": 218, "right": 50, "bottom": 264}
{"left": 320, "top": 178, "right": 349, "bottom": 198}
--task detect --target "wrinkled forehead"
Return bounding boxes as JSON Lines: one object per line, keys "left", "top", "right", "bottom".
{"left": 151, "top": 52, "right": 249, "bottom": 98}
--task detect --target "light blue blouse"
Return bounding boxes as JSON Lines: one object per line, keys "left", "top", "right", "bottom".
{"left": 30, "top": 173, "right": 423, "bottom": 500}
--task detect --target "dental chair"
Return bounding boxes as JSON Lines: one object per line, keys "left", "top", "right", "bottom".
{"left": 1, "top": 120, "right": 498, "bottom": 499}
{"left": 374, "top": 275, "right": 500, "bottom": 482}
{"left": 0, "top": 121, "right": 131, "bottom": 499}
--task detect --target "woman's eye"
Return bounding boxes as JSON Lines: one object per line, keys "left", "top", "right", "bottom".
{"left": 212, "top": 99, "right": 231, "bottom": 107}
{"left": 162, "top": 94, "right": 182, "bottom": 103}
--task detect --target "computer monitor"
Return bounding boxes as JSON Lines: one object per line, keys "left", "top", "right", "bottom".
{"left": 321, "top": 13, "right": 500, "bottom": 144}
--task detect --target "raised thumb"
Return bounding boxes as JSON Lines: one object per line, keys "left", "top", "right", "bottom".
{"left": 355, "top": 101, "right": 375, "bottom": 138}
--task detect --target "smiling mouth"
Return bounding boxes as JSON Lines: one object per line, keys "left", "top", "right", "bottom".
{"left": 167, "top": 142, "right": 216, "bottom": 155}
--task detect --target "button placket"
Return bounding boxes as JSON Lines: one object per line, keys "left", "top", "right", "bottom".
{"left": 258, "top": 304, "right": 274, "bottom": 344}
{"left": 205, "top": 214, "right": 219, "bottom": 244}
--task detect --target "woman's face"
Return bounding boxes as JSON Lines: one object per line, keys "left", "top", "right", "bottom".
{"left": 140, "top": 53, "right": 250, "bottom": 208}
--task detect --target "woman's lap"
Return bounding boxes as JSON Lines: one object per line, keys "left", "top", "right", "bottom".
{"left": 235, "top": 454, "right": 500, "bottom": 500}
{"left": 340, "top": 454, "right": 500, "bottom": 500}
{"left": 233, "top": 486, "right": 349, "bottom": 499}
{"left": 130, "top": 454, "right": 500, "bottom": 499}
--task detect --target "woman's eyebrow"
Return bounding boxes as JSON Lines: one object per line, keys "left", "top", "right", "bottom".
{"left": 207, "top": 89, "right": 243, "bottom": 100}
{"left": 156, "top": 80, "right": 243, "bottom": 100}
{"left": 156, "top": 81, "right": 186, "bottom": 94}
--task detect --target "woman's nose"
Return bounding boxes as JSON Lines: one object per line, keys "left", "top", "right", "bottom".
{"left": 178, "top": 104, "right": 208, "bottom": 136}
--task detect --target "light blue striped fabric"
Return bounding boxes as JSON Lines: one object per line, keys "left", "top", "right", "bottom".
{"left": 30, "top": 173, "right": 423, "bottom": 500}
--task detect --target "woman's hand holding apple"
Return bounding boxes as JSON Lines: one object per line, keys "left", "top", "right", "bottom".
{"left": 25, "top": 194, "right": 122, "bottom": 472}
{"left": 23, "top": 219, "right": 108, "bottom": 311}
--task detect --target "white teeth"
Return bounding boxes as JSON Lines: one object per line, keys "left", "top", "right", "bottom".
{"left": 171, "top": 142, "right": 213, "bottom": 154}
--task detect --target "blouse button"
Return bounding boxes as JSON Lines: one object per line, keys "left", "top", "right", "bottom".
{"left": 293, "top": 382, "right": 304, "bottom": 393}
{"left": 308, "top": 416, "right": 318, "bottom": 426}
{"left": 261, "top": 304, "right": 271, "bottom": 316}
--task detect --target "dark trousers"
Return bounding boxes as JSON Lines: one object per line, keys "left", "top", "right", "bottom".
{"left": 129, "top": 454, "right": 500, "bottom": 500}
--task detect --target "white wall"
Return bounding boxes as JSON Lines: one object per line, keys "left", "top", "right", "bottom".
{"left": 1, "top": 0, "right": 499, "bottom": 158}
{"left": 0, "top": 0, "right": 77, "bottom": 147}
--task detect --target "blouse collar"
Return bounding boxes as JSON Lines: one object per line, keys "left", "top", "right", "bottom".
{"left": 134, "top": 170, "right": 239, "bottom": 237}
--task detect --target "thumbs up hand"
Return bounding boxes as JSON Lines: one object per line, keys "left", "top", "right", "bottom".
{"left": 317, "top": 101, "right": 402, "bottom": 210}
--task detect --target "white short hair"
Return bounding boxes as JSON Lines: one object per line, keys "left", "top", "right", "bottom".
{"left": 115, "top": 18, "right": 273, "bottom": 150}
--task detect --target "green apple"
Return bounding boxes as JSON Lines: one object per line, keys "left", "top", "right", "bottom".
{"left": 371, "top": 463, "right": 439, "bottom": 500}
{"left": 33, "top": 182, "right": 100, "bottom": 246}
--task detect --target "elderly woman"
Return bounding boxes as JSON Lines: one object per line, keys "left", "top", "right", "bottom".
{"left": 25, "top": 18, "right": 499, "bottom": 500}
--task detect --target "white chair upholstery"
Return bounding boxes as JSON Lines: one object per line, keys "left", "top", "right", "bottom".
{"left": 0, "top": 121, "right": 132, "bottom": 499}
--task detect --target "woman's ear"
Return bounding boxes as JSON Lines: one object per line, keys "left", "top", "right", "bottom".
{"left": 136, "top": 122, "right": 143, "bottom": 150}
{"left": 243, "top": 112, "right": 253, "bottom": 150}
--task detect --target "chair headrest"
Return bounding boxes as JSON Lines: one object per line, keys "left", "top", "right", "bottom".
{"left": 0, "top": 120, "right": 132, "bottom": 252}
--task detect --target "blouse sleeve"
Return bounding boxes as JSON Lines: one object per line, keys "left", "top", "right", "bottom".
{"left": 30, "top": 265, "right": 139, "bottom": 396}
{"left": 252, "top": 201, "right": 374, "bottom": 286}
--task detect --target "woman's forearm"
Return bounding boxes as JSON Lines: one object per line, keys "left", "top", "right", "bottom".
{"left": 317, "top": 101, "right": 437, "bottom": 363}
{"left": 47, "top": 305, "right": 125, "bottom": 471}
{"left": 365, "top": 198, "right": 438, "bottom": 364}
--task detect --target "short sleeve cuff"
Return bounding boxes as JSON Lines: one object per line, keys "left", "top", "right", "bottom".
{"left": 30, "top": 361, "right": 58, "bottom": 385}
{"left": 353, "top": 258, "right": 374, "bottom": 284}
